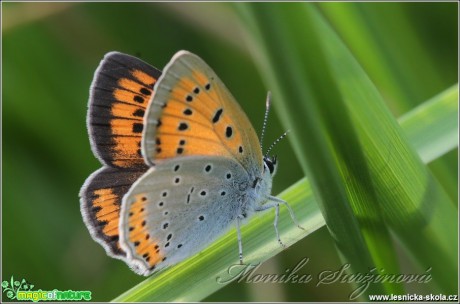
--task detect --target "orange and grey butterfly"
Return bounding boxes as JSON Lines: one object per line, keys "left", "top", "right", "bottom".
{"left": 80, "top": 52, "right": 161, "bottom": 260}
{"left": 81, "top": 51, "right": 296, "bottom": 276}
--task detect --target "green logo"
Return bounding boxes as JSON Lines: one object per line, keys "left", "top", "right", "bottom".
{"left": 2, "top": 276, "right": 34, "bottom": 300}
{"left": 1, "top": 276, "right": 92, "bottom": 302}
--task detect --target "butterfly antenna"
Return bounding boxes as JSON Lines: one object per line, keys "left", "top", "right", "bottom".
{"left": 260, "top": 91, "right": 271, "bottom": 150}
{"left": 265, "top": 130, "right": 290, "bottom": 157}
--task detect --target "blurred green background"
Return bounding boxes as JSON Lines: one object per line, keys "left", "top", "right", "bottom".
{"left": 2, "top": 2, "right": 457, "bottom": 302}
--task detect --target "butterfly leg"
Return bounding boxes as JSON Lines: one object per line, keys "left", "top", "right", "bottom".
{"left": 255, "top": 201, "right": 286, "bottom": 248}
{"left": 255, "top": 196, "right": 304, "bottom": 248}
{"left": 268, "top": 196, "right": 304, "bottom": 231}
{"left": 274, "top": 203, "right": 286, "bottom": 248}
{"left": 236, "top": 215, "right": 244, "bottom": 264}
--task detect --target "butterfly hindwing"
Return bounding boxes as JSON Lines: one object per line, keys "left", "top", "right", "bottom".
{"left": 80, "top": 167, "right": 146, "bottom": 260}
{"left": 88, "top": 52, "right": 161, "bottom": 169}
{"left": 119, "top": 156, "right": 248, "bottom": 275}
{"left": 142, "top": 51, "right": 263, "bottom": 176}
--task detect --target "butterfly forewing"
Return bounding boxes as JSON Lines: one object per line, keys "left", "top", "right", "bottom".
{"left": 142, "top": 51, "right": 263, "bottom": 176}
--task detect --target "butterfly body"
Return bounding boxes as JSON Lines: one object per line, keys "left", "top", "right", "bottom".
{"left": 80, "top": 50, "right": 296, "bottom": 276}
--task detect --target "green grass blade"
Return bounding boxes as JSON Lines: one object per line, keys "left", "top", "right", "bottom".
{"left": 318, "top": 3, "right": 453, "bottom": 113}
{"left": 315, "top": 14, "right": 458, "bottom": 293}
{"left": 318, "top": 3, "right": 459, "bottom": 202}
{"left": 237, "top": 2, "right": 456, "bottom": 295}
{"left": 238, "top": 3, "right": 399, "bottom": 297}
{"left": 113, "top": 83, "right": 457, "bottom": 301}
{"left": 399, "top": 84, "right": 458, "bottom": 164}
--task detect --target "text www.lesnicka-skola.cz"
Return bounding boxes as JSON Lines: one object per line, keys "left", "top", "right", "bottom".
{"left": 369, "top": 293, "right": 458, "bottom": 301}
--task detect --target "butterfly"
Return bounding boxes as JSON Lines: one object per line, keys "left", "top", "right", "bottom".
{"left": 80, "top": 51, "right": 300, "bottom": 276}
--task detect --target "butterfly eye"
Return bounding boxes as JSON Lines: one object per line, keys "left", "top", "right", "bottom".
{"left": 264, "top": 157, "right": 275, "bottom": 175}
{"left": 267, "top": 161, "right": 274, "bottom": 174}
